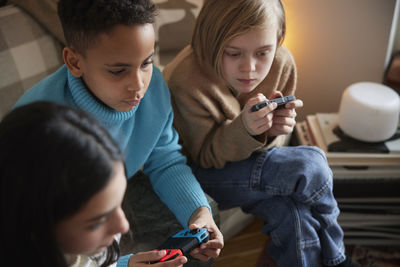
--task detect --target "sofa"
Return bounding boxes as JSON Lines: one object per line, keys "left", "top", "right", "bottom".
{"left": 0, "top": 0, "right": 255, "bottom": 243}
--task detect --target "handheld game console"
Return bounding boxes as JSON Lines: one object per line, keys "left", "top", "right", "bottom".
{"left": 150, "top": 228, "right": 210, "bottom": 263}
{"left": 251, "top": 95, "right": 296, "bottom": 112}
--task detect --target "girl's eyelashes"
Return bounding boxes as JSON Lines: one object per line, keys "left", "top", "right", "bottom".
{"left": 108, "top": 69, "right": 125, "bottom": 76}
{"left": 87, "top": 218, "right": 107, "bottom": 230}
{"left": 224, "top": 50, "right": 240, "bottom": 57}
{"left": 256, "top": 49, "right": 272, "bottom": 57}
{"left": 87, "top": 222, "right": 103, "bottom": 230}
{"left": 224, "top": 48, "right": 273, "bottom": 58}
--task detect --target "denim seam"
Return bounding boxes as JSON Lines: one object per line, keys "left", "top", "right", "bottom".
{"left": 322, "top": 244, "right": 346, "bottom": 266}
{"left": 263, "top": 174, "right": 333, "bottom": 203}
{"left": 303, "top": 146, "right": 328, "bottom": 161}
{"left": 264, "top": 185, "right": 292, "bottom": 196}
{"left": 300, "top": 239, "right": 320, "bottom": 249}
{"left": 288, "top": 197, "right": 303, "bottom": 267}
{"left": 250, "top": 151, "right": 268, "bottom": 191}
{"left": 302, "top": 177, "right": 332, "bottom": 205}
{"left": 298, "top": 146, "right": 334, "bottom": 205}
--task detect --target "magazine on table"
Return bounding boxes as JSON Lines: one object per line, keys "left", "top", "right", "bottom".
{"left": 294, "top": 116, "right": 400, "bottom": 166}
{"left": 314, "top": 113, "right": 400, "bottom": 154}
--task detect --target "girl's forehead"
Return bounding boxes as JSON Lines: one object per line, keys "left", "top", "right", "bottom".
{"left": 227, "top": 26, "right": 278, "bottom": 48}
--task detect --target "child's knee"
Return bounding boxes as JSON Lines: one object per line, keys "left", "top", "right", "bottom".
{"left": 262, "top": 146, "right": 333, "bottom": 198}
{"left": 286, "top": 146, "right": 333, "bottom": 201}
{"left": 297, "top": 146, "right": 332, "bottom": 178}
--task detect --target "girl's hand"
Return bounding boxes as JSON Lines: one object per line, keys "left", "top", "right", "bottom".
{"left": 267, "top": 91, "right": 303, "bottom": 137}
{"left": 188, "top": 207, "right": 224, "bottom": 262}
{"left": 128, "top": 250, "right": 187, "bottom": 267}
{"left": 242, "top": 93, "right": 277, "bottom": 136}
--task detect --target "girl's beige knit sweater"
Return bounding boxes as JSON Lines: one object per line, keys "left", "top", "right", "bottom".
{"left": 163, "top": 45, "right": 297, "bottom": 169}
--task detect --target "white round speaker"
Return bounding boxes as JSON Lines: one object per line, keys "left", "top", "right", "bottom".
{"left": 338, "top": 82, "right": 400, "bottom": 142}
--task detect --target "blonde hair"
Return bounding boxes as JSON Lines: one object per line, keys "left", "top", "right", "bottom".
{"left": 191, "top": 0, "right": 286, "bottom": 78}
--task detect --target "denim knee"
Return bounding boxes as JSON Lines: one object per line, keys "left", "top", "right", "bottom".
{"left": 261, "top": 146, "right": 332, "bottom": 200}
{"left": 290, "top": 146, "right": 333, "bottom": 204}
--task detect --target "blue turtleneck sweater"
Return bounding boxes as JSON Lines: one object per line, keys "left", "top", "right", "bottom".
{"left": 14, "top": 65, "right": 210, "bottom": 228}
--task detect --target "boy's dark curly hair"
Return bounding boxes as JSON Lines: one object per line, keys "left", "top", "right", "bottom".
{"left": 58, "top": 0, "right": 157, "bottom": 54}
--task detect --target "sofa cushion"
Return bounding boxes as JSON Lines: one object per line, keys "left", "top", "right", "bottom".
{"left": 153, "top": 0, "right": 203, "bottom": 67}
{"left": 0, "top": 4, "right": 63, "bottom": 118}
{"left": 8, "top": 0, "right": 65, "bottom": 44}
{"left": 8, "top": 0, "right": 204, "bottom": 69}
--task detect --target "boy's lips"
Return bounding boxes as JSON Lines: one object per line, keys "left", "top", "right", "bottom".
{"left": 125, "top": 99, "right": 140, "bottom": 107}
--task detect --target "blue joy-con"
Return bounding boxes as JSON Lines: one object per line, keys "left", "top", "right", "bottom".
{"left": 172, "top": 228, "right": 209, "bottom": 244}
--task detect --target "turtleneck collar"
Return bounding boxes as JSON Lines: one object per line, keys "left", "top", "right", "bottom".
{"left": 67, "top": 68, "right": 137, "bottom": 123}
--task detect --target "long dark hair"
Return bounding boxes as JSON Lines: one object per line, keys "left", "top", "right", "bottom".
{"left": 0, "top": 101, "right": 123, "bottom": 266}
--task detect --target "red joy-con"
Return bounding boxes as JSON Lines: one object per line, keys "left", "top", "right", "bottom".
{"left": 153, "top": 249, "right": 183, "bottom": 263}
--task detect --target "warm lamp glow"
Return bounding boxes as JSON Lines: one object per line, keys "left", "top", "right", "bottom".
{"left": 279, "top": 0, "right": 395, "bottom": 121}
{"left": 281, "top": 0, "right": 298, "bottom": 55}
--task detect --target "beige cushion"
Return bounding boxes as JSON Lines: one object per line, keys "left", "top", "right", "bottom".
{"left": 153, "top": 0, "right": 203, "bottom": 66}
{"left": 0, "top": 5, "right": 63, "bottom": 118}
{"left": 8, "top": 0, "right": 65, "bottom": 44}
{"left": 8, "top": 0, "right": 204, "bottom": 68}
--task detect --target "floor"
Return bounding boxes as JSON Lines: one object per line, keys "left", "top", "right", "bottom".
{"left": 212, "top": 218, "right": 269, "bottom": 267}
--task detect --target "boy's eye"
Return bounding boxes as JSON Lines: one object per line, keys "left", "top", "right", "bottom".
{"left": 109, "top": 69, "right": 125, "bottom": 75}
{"left": 141, "top": 59, "right": 154, "bottom": 68}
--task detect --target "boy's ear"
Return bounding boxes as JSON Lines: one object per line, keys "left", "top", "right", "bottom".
{"left": 63, "top": 47, "right": 83, "bottom": 77}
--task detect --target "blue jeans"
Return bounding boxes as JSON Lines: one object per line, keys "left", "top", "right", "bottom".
{"left": 190, "top": 146, "right": 346, "bottom": 267}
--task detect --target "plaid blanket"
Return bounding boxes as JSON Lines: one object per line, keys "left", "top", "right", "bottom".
{"left": 0, "top": 0, "right": 207, "bottom": 118}
{"left": 0, "top": 4, "right": 63, "bottom": 118}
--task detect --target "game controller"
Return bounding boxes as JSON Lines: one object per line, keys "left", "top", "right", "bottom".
{"left": 251, "top": 95, "right": 296, "bottom": 112}
{"left": 152, "top": 249, "right": 183, "bottom": 263}
{"left": 150, "top": 228, "right": 210, "bottom": 264}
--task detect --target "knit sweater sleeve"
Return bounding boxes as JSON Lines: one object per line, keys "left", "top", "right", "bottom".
{"left": 140, "top": 68, "right": 210, "bottom": 227}
{"left": 142, "top": 110, "right": 211, "bottom": 226}
{"left": 172, "top": 85, "right": 262, "bottom": 169}
{"left": 164, "top": 50, "right": 262, "bottom": 169}
{"left": 263, "top": 46, "right": 298, "bottom": 149}
{"left": 117, "top": 254, "right": 132, "bottom": 267}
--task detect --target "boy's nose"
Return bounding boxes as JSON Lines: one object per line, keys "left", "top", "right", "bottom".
{"left": 128, "top": 72, "right": 145, "bottom": 91}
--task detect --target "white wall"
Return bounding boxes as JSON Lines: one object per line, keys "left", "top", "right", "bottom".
{"left": 282, "top": 0, "right": 396, "bottom": 120}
